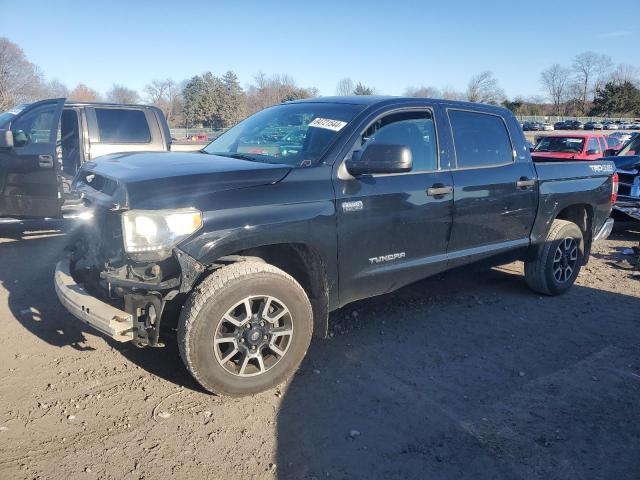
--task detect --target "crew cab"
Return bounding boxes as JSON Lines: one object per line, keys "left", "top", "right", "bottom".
{"left": 54, "top": 97, "right": 616, "bottom": 396}
{"left": 531, "top": 133, "right": 608, "bottom": 162}
{"left": 0, "top": 99, "right": 200, "bottom": 219}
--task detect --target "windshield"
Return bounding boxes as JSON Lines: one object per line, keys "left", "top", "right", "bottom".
{"left": 203, "top": 102, "right": 365, "bottom": 167}
{"left": 534, "top": 136, "right": 585, "bottom": 153}
{"left": 618, "top": 135, "right": 640, "bottom": 156}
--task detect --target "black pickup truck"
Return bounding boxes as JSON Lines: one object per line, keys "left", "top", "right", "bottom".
{"left": 55, "top": 97, "right": 617, "bottom": 396}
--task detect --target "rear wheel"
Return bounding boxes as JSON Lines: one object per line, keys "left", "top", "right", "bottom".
{"left": 178, "top": 261, "right": 313, "bottom": 396}
{"left": 524, "top": 219, "right": 584, "bottom": 295}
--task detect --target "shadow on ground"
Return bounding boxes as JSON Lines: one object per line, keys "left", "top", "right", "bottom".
{"left": 275, "top": 248, "right": 640, "bottom": 479}
{"left": 0, "top": 219, "right": 202, "bottom": 392}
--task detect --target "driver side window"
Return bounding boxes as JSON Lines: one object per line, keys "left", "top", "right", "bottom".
{"left": 10, "top": 105, "right": 56, "bottom": 148}
{"left": 356, "top": 111, "right": 438, "bottom": 172}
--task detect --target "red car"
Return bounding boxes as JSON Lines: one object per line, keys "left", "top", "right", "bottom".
{"left": 531, "top": 134, "right": 608, "bottom": 161}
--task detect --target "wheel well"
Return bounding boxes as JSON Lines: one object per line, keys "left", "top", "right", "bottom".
{"left": 227, "top": 244, "right": 330, "bottom": 338}
{"left": 555, "top": 204, "right": 593, "bottom": 262}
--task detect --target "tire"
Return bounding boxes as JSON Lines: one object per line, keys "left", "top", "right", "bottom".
{"left": 178, "top": 261, "right": 313, "bottom": 396}
{"left": 524, "top": 219, "right": 584, "bottom": 296}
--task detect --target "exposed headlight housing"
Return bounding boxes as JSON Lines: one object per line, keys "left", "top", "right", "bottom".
{"left": 122, "top": 208, "right": 203, "bottom": 258}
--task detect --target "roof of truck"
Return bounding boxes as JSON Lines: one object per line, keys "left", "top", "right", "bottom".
{"left": 63, "top": 100, "right": 155, "bottom": 108}
{"left": 286, "top": 95, "right": 510, "bottom": 113}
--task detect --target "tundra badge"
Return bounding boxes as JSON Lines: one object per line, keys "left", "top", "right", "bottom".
{"left": 369, "top": 252, "right": 406, "bottom": 264}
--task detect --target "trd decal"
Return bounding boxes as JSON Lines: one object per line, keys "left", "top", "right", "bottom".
{"left": 341, "top": 200, "right": 363, "bottom": 212}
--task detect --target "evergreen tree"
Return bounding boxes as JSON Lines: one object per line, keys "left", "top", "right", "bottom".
{"left": 590, "top": 81, "right": 640, "bottom": 116}
{"left": 353, "top": 82, "right": 374, "bottom": 95}
{"left": 220, "top": 70, "right": 247, "bottom": 128}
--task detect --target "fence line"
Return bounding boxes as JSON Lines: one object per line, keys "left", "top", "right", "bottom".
{"left": 169, "top": 128, "right": 227, "bottom": 139}
{"left": 517, "top": 115, "right": 639, "bottom": 123}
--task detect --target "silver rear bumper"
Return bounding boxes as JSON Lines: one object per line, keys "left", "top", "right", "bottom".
{"left": 54, "top": 258, "right": 134, "bottom": 342}
{"left": 594, "top": 217, "right": 614, "bottom": 242}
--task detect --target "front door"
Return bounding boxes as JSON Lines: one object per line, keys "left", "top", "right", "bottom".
{"left": 0, "top": 99, "right": 65, "bottom": 218}
{"left": 334, "top": 108, "right": 454, "bottom": 306}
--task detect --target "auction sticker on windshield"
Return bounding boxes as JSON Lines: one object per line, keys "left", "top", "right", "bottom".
{"left": 308, "top": 118, "right": 348, "bottom": 132}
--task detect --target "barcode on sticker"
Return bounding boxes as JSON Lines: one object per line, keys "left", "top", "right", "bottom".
{"left": 308, "top": 118, "right": 348, "bottom": 132}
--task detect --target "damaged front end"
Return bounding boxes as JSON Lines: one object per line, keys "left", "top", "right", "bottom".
{"left": 61, "top": 173, "right": 206, "bottom": 347}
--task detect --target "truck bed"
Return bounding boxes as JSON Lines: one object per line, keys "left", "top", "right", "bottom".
{"left": 530, "top": 159, "right": 615, "bottom": 246}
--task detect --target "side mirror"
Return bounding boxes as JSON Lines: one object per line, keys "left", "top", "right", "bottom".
{"left": 603, "top": 149, "right": 617, "bottom": 157}
{"left": 0, "top": 129, "right": 13, "bottom": 148}
{"left": 586, "top": 149, "right": 598, "bottom": 155}
{"left": 345, "top": 144, "right": 413, "bottom": 176}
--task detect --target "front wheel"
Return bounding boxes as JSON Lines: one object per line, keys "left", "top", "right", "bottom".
{"left": 178, "top": 261, "right": 313, "bottom": 396}
{"left": 524, "top": 219, "right": 584, "bottom": 295}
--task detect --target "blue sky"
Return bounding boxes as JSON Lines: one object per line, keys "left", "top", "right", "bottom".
{"left": 1, "top": 0, "right": 638, "bottom": 99}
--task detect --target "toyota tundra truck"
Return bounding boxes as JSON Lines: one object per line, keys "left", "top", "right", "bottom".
{"left": 54, "top": 96, "right": 617, "bottom": 396}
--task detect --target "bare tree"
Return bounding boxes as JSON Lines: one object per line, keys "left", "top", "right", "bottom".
{"left": 68, "top": 84, "right": 101, "bottom": 102}
{"left": 441, "top": 86, "right": 464, "bottom": 101}
{"left": 404, "top": 85, "right": 441, "bottom": 98}
{"left": 335, "top": 77, "right": 355, "bottom": 96}
{"left": 246, "top": 72, "right": 317, "bottom": 113}
{"left": 572, "top": 51, "right": 612, "bottom": 114}
{"left": 40, "top": 79, "right": 69, "bottom": 98}
{"left": 106, "top": 84, "right": 139, "bottom": 104}
{"left": 466, "top": 71, "right": 505, "bottom": 105}
{"left": 609, "top": 63, "right": 640, "bottom": 86}
{"left": 144, "top": 78, "right": 182, "bottom": 125}
{"left": 0, "top": 37, "right": 44, "bottom": 110}
{"left": 540, "top": 64, "right": 571, "bottom": 115}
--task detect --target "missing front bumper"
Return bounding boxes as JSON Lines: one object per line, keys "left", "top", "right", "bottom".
{"left": 54, "top": 258, "right": 135, "bottom": 342}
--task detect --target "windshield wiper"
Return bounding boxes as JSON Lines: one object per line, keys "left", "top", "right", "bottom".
{"left": 204, "top": 151, "right": 264, "bottom": 162}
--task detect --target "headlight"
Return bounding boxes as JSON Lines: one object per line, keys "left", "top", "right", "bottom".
{"left": 122, "top": 208, "right": 203, "bottom": 256}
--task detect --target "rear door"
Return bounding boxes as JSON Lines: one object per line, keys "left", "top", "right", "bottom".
{"left": 0, "top": 99, "right": 65, "bottom": 218}
{"left": 446, "top": 108, "right": 538, "bottom": 267}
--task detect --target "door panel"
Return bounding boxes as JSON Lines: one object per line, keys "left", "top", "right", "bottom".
{"left": 0, "top": 99, "right": 64, "bottom": 218}
{"left": 448, "top": 162, "right": 537, "bottom": 264}
{"left": 336, "top": 170, "right": 454, "bottom": 305}
{"left": 446, "top": 109, "right": 537, "bottom": 266}
{"left": 334, "top": 106, "right": 454, "bottom": 306}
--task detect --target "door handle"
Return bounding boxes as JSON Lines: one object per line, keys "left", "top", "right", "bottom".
{"left": 426, "top": 184, "right": 453, "bottom": 197}
{"left": 516, "top": 177, "right": 536, "bottom": 188}
{"left": 38, "top": 155, "right": 53, "bottom": 168}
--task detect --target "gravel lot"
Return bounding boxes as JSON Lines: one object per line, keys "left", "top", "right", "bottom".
{"left": 0, "top": 219, "right": 639, "bottom": 480}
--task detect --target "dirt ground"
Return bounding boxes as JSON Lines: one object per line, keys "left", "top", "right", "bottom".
{"left": 0, "top": 219, "right": 639, "bottom": 480}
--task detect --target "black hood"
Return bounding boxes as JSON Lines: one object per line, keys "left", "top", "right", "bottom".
{"left": 74, "top": 151, "right": 292, "bottom": 209}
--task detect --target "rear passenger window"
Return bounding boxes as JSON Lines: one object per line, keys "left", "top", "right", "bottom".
{"left": 95, "top": 108, "right": 151, "bottom": 143}
{"left": 449, "top": 110, "right": 513, "bottom": 168}
{"left": 359, "top": 111, "right": 438, "bottom": 171}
